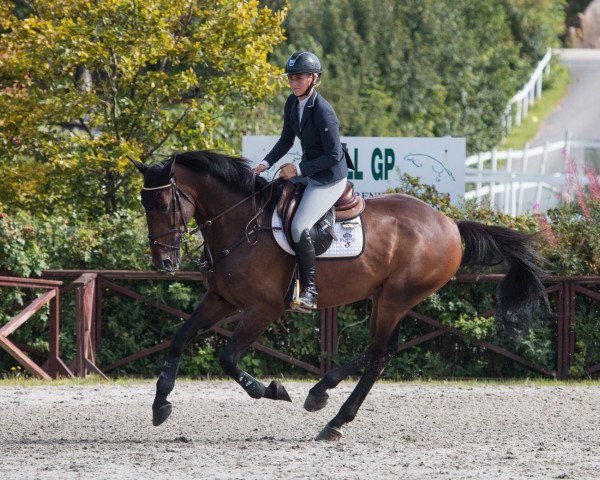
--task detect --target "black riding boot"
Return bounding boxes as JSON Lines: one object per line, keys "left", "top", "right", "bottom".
{"left": 294, "top": 229, "right": 318, "bottom": 311}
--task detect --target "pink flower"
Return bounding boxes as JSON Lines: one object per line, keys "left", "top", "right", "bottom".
{"left": 1, "top": 52, "right": 8, "bottom": 60}
{"left": 584, "top": 164, "right": 600, "bottom": 202}
{"left": 535, "top": 213, "right": 557, "bottom": 247}
{"left": 562, "top": 155, "right": 590, "bottom": 218}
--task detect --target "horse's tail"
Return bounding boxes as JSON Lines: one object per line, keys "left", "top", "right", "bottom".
{"left": 456, "top": 220, "right": 548, "bottom": 335}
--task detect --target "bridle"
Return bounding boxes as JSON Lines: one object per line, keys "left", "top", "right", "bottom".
{"left": 144, "top": 178, "right": 191, "bottom": 248}
{"left": 142, "top": 173, "right": 278, "bottom": 270}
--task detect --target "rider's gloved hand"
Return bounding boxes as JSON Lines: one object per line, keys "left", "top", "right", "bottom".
{"left": 252, "top": 163, "right": 268, "bottom": 174}
{"left": 279, "top": 163, "right": 299, "bottom": 180}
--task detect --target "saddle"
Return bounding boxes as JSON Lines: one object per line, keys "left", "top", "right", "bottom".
{"left": 275, "top": 181, "right": 365, "bottom": 256}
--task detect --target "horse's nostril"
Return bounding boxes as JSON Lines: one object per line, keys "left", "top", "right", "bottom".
{"left": 162, "top": 259, "right": 174, "bottom": 271}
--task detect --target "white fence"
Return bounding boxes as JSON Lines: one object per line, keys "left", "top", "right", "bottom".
{"left": 504, "top": 48, "right": 553, "bottom": 133}
{"left": 465, "top": 131, "right": 600, "bottom": 215}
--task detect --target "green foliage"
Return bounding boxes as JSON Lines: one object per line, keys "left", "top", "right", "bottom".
{"left": 253, "top": 0, "right": 565, "bottom": 153}
{"left": 4, "top": 177, "right": 600, "bottom": 379}
{"left": 0, "top": 0, "right": 287, "bottom": 218}
{"left": 1, "top": 1, "right": 590, "bottom": 380}
{"left": 541, "top": 199, "right": 600, "bottom": 275}
{"left": 451, "top": 314, "right": 498, "bottom": 343}
{"left": 0, "top": 211, "right": 48, "bottom": 277}
{"left": 501, "top": 0, "right": 566, "bottom": 61}
{"left": 0, "top": 139, "right": 201, "bottom": 371}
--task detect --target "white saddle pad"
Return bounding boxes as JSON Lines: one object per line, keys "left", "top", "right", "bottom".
{"left": 271, "top": 210, "right": 364, "bottom": 259}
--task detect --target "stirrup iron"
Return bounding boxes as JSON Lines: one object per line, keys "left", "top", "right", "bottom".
{"left": 292, "top": 279, "right": 317, "bottom": 312}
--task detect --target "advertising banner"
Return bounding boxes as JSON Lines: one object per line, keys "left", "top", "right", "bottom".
{"left": 242, "top": 136, "right": 466, "bottom": 202}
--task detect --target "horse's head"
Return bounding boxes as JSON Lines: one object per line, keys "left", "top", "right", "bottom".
{"left": 131, "top": 157, "right": 195, "bottom": 273}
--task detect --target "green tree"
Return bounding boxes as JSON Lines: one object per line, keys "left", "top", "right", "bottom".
{"left": 501, "top": 0, "right": 566, "bottom": 61}
{"left": 0, "top": 0, "right": 286, "bottom": 217}
{"left": 256, "top": 0, "right": 564, "bottom": 153}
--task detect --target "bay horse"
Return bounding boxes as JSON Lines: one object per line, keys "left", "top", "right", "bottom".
{"left": 131, "top": 150, "right": 545, "bottom": 441}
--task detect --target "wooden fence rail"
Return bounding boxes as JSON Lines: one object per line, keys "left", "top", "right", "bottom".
{"left": 2, "top": 271, "right": 600, "bottom": 380}
{"left": 0, "top": 276, "right": 65, "bottom": 379}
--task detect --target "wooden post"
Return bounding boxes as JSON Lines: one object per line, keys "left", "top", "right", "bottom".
{"left": 568, "top": 280, "right": 576, "bottom": 379}
{"left": 74, "top": 273, "right": 107, "bottom": 378}
{"left": 557, "top": 281, "right": 565, "bottom": 379}
{"left": 320, "top": 308, "right": 338, "bottom": 376}
{"left": 45, "top": 287, "right": 74, "bottom": 379}
{"left": 94, "top": 276, "right": 103, "bottom": 352}
{"left": 557, "top": 280, "right": 576, "bottom": 380}
{"left": 75, "top": 281, "right": 85, "bottom": 376}
{"left": 47, "top": 288, "right": 60, "bottom": 378}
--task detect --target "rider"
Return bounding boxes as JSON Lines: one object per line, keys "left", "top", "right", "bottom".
{"left": 253, "top": 51, "right": 348, "bottom": 311}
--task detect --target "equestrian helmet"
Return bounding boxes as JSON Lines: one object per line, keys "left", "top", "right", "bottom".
{"left": 284, "top": 51, "right": 322, "bottom": 76}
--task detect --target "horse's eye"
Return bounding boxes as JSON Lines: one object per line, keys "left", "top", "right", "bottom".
{"left": 159, "top": 202, "right": 169, "bottom": 211}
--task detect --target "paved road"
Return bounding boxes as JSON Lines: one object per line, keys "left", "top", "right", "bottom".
{"left": 500, "top": 49, "right": 600, "bottom": 212}
{"left": 532, "top": 48, "right": 600, "bottom": 146}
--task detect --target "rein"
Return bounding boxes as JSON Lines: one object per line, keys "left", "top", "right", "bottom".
{"left": 143, "top": 172, "right": 279, "bottom": 270}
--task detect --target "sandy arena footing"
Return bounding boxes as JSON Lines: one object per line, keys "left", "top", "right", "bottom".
{"left": 1, "top": 380, "right": 600, "bottom": 479}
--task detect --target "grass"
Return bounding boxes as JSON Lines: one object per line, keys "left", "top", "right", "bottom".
{"left": 1, "top": 375, "right": 600, "bottom": 387}
{"left": 0, "top": 374, "right": 149, "bottom": 387}
{"left": 378, "top": 378, "right": 600, "bottom": 387}
{"left": 501, "top": 63, "right": 571, "bottom": 150}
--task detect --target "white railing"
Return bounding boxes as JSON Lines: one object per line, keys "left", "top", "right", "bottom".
{"left": 504, "top": 48, "right": 553, "bottom": 133}
{"left": 465, "top": 131, "right": 600, "bottom": 215}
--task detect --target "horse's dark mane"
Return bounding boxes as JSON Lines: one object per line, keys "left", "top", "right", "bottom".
{"left": 175, "top": 150, "right": 270, "bottom": 195}
{"left": 143, "top": 150, "right": 274, "bottom": 202}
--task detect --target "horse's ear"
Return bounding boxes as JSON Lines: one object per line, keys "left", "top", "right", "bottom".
{"left": 127, "top": 155, "right": 149, "bottom": 175}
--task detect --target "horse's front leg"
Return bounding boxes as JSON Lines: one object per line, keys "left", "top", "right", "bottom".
{"left": 153, "top": 292, "right": 236, "bottom": 426}
{"left": 219, "top": 305, "right": 291, "bottom": 402}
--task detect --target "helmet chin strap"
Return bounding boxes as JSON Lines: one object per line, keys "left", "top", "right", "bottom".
{"left": 294, "top": 74, "right": 317, "bottom": 99}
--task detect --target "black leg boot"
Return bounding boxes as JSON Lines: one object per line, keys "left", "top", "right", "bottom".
{"left": 294, "top": 229, "right": 318, "bottom": 311}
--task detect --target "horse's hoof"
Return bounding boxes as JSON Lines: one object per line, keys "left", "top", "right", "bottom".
{"left": 152, "top": 402, "right": 172, "bottom": 426}
{"left": 315, "top": 425, "right": 343, "bottom": 441}
{"left": 265, "top": 380, "right": 292, "bottom": 402}
{"left": 303, "top": 392, "right": 329, "bottom": 412}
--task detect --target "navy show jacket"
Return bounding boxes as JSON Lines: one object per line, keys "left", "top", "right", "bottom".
{"left": 263, "top": 91, "right": 348, "bottom": 186}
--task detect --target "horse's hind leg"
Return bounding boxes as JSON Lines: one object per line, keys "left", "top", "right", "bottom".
{"left": 304, "top": 298, "right": 381, "bottom": 412}
{"left": 304, "top": 351, "right": 373, "bottom": 412}
{"left": 315, "top": 301, "right": 406, "bottom": 441}
{"left": 153, "top": 292, "right": 236, "bottom": 426}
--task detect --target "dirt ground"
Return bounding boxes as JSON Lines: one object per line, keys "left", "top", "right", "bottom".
{"left": 1, "top": 380, "right": 600, "bottom": 479}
